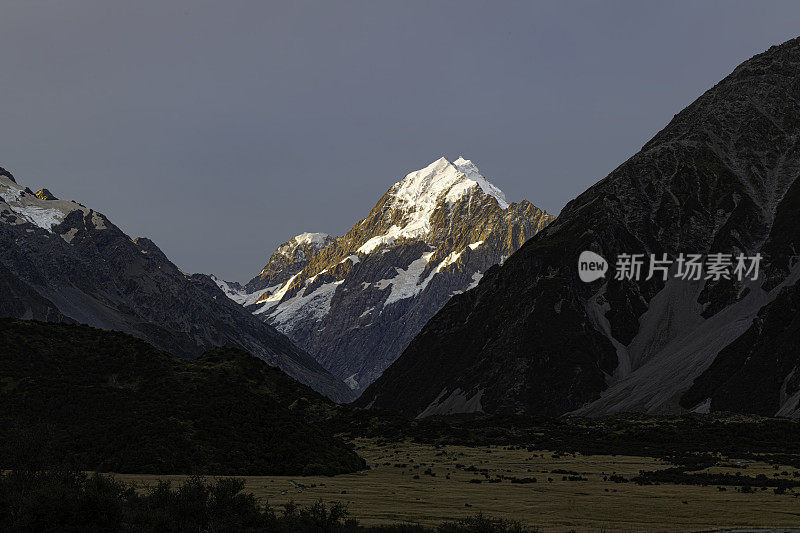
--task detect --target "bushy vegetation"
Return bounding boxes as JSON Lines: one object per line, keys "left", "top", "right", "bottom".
{"left": 633, "top": 467, "right": 800, "bottom": 489}
{"left": 0, "top": 466, "right": 353, "bottom": 532}
{"left": 0, "top": 319, "right": 364, "bottom": 475}
{"left": 6, "top": 319, "right": 799, "bottom": 478}
{"left": 0, "top": 468, "right": 534, "bottom": 532}
{"left": 437, "top": 514, "right": 533, "bottom": 533}
{"left": 331, "top": 410, "right": 800, "bottom": 468}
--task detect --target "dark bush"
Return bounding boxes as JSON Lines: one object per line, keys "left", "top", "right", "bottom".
{"left": 438, "top": 513, "right": 536, "bottom": 533}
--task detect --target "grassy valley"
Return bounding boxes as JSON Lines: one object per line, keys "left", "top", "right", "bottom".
{"left": 116, "top": 438, "right": 800, "bottom": 531}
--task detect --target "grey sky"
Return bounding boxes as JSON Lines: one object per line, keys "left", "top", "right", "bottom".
{"left": 1, "top": 1, "right": 799, "bottom": 281}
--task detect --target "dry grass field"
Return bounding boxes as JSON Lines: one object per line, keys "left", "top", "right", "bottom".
{"left": 115, "top": 439, "right": 800, "bottom": 532}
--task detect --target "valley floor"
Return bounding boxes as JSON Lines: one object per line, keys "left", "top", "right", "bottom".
{"left": 114, "top": 439, "right": 800, "bottom": 532}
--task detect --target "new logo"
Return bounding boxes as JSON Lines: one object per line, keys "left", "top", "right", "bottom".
{"left": 578, "top": 251, "right": 608, "bottom": 282}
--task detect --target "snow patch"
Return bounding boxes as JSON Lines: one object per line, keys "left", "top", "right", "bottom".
{"left": 293, "top": 232, "right": 330, "bottom": 247}
{"left": 91, "top": 212, "right": 107, "bottom": 230}
{"left": 0, "top": 181, "right": 24, "bottom": 202}
{"left": 357, "top": 225, "right": 403, "bottom": 254}
{"left": 436, "top": 249, "right": 465, "bottom": 272}
{"left": 269, "top": 280, "right": 343, "bottom": 331}
{"left": 251, "top": 272, "right": 303, "bottom": 314}
{"left": 377, "top": 251, "right": 436, "bottom": 306}
{"left": 211, "top": 275, "right": 274, "bottom": 307}
{"left": 211, "top": 274, "right": 268, "bottom": 307}
{"left": 61, "top": 227, "right": 79, "bottom": 243}
{"left": 239, "top": 288, "right": 277, "bottom": 307}
{"left": 691, "top": 398, "right": 711, "bottom": 414}
{"left": 344, "top": 374, "right": 359, "bottom": 390}
{"left": 12, "top": 205, "right": 64, "bottom": 230}
{"left": 467, "top": 271, "right": 483, "bottom": 290}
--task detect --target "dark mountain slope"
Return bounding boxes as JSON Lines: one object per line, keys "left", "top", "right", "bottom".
{"left": 0, "top": 262, "right": 70, "bottom": 323}
{"left": 358, "top": 37, "right": 800, "bottom": 418}
{"left": 0, "top": 319, "right": 365, "bottom": 475}
{"left": 0, "top": 172, "right": 351, "bottom": 402}
{"left": 680, "top": 171, "right": 800, "bottom": 416}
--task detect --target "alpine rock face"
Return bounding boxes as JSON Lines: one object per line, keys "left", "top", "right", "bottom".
{"left": 358, "top": 36, "right": 800, "bottom": 418}
{"left": 221, "top": 157, "right": 554, "bottom": 393}
{"left": 0, "top": 169, "right": 352, "bottom": 402}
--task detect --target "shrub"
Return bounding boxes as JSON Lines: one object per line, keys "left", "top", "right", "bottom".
{"left": 438, "top": 512, "right": 537, "bottom": 533}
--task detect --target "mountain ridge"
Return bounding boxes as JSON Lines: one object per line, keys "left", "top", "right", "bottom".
{"left": 0, "top": 171, "right": 352, "bottom": 401}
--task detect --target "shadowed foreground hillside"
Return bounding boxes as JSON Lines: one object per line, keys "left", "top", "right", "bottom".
{"left": 0, "top": 319, "right": 364, "bottom": 475}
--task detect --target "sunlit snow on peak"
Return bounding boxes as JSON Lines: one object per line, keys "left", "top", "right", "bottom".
{"left": 0, "top": 174, "right": 83, "bottom": 233}
{"left": 453, "top": 156, "right": 509, "bottom": 209}
{"left": 292, "top": 232, "right": 330, "bottom": 247}
{"left": 394, "top": 156, "right": 509, "bottom": 210}
{"left": 356, "top": 157, "right": 511, "bottom": 254}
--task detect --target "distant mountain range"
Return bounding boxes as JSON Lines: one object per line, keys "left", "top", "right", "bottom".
{"left": 4, "top": 37, "right": 800, "bottom": 423}
{"left": 357, "top": 37, "right": 800, "bottom": 419}
{"left": 217, "top": 157, "right": 554, "bottom": 393}
{"left": 0, "top": 169, "right": 351, "bottom": 401}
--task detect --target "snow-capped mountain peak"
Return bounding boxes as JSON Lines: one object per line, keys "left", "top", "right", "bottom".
{"left": 392, "top": 156, "right": 508, "bottom": 211}
{"left": 358, "top": 157, "right": 511, "bottom": 254}
{"left": 223, "top": 156, "right": 554, "bottom": 394}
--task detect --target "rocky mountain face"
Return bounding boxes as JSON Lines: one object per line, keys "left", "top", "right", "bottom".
{"left": 0, "top": 170, "right": 351, "bottom": 402}
{"left": 220, "top": 157, "right": 554, "bottom": 393}
{"left": 357, "top": 37, "right": 800, "bottom": 418}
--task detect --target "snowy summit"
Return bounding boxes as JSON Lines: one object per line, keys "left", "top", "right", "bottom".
{"left": 358, "top": 156, "right": 510, "bottom": 254}
{"left": 222, "top": 154, "right": 554, "bottom": 394}
{"left": 393, "top": 156, "right": 509, "bottom": 212}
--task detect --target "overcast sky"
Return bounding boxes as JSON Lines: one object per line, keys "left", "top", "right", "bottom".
{"left": 2, "top": 1, "right": 799, "bottom": 281}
